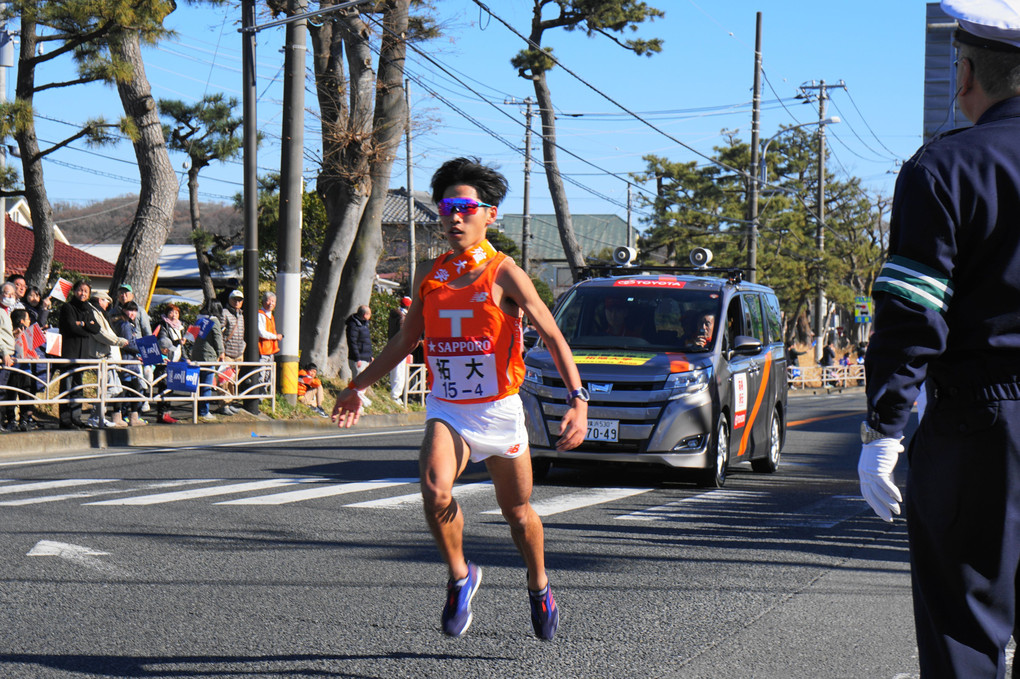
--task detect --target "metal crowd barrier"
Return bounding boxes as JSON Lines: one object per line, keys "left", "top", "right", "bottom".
{"left": 394, "top": 363, "right": 429, "bottom": 408}
{"left": 0, "top": 357, "right": 276, "bottom": 425}
{"left": 787, "top": 364, "right": 865, "bottom": 390}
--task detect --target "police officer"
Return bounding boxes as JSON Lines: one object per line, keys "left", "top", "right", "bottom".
{"left": 858, "top": 2, "right": 1020, "bottom": 676}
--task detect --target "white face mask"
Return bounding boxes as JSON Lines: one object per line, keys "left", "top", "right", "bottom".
{"left": 1, "top": 296, "right": 15, "bottom": 309}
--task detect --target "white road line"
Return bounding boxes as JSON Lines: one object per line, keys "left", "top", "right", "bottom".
{"left": 0, "top": 479, "right": 118, "bottom": 495}
{"left": 84, "top": 478, "right": 318, "bottom": 505}
{"left": 0, "top": 428, "right": 426, "bottom": 467}
{"left": 615, "top": 489, "right": 769, "bottom": 521}
{"left": 216, "top": 478, "right": 418, "bottom": 505}
{"left": 345, "top": 481, "right": 494, "bottom": 508}
{"left": 481, "top": 487, "right": 654, "bottom": 518}
{"left": 0, "top": 479, "right": 219, "bottom": 507}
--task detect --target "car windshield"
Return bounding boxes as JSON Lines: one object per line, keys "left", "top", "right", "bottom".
{"left": 554, "top": 283, "right": 723, "bottom": 352}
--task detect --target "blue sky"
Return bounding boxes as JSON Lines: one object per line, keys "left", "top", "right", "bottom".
{"left": 21, "top": 0, "right": 932, "bottom": 237}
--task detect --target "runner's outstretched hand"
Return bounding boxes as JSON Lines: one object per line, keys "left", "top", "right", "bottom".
{"left": 332, "top": 388, "right": 363, "bottom": 428}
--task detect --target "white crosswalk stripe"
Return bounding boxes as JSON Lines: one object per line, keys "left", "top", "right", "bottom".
{"left": 0, "top": 479, "right": 224, "bottom": 507}
{"left": 616, "top": 489, "right": 771, "bottom": 521}
{"left": 0, "top": 475, "right": 870, "bottom": 529}
{"left": 345, "top": 481, "right": 494, "bottom": 508}
{"left": 216, "top": 478, "right": 418, "bottom": 505}
{"left": 84, "top": 479, "right": 320, "bottom": 505}
{"left": 484, "top": 486, "right": 654, "bottom": 517}
{"left": 0, "top": 479, "right": 118, "bottom": 495}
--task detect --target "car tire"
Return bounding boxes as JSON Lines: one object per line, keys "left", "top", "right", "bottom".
{"left": 698, "top": 415, "right": 729, "bottom": 488}
{"left": 752, "top": 408, "right": 782, "bottom": 474}
{"left": 531, "top": 458, "right": 552, "bottom": 481}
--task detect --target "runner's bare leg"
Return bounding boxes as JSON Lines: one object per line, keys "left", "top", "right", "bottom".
{"left": 486, "top": 451, "right": 548, "bottom": 591}
{"left": 419, "top": 419, "right": 472, "bottom": 581}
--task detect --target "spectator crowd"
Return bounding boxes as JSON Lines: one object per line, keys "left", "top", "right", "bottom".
{"left": 0, "top": 275, "right": 298, "bottom": 432}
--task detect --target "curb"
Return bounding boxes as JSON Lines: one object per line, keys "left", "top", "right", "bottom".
{"left": 0, "top": 412, "right": 429, "bottom": 461}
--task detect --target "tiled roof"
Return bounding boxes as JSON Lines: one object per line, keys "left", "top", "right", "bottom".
{"left": 383, "top": 187, "right": 439, "bottom": 224}
{"left": 499, "top": 213, "right": 636, "bottom": 262}
{"left": 4, "top": 215, "right": 115, "bottom": 278}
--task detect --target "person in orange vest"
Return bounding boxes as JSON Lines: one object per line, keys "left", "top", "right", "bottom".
{"left": 297, "top": 362, "right": 327, "bottom": 417}
{"left": 331, "top": 157, "right": 588, "bottom": 641}
{"left": 257, "top": 291, "right": 282, "bottom": 393}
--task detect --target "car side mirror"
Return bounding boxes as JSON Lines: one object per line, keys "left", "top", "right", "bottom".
{"left": 731, "top": 335, "right": 762, "bottom": 356}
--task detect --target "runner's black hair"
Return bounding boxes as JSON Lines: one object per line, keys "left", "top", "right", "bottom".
{"left": 430, "top": 157, "right": 509, "bottom": 206}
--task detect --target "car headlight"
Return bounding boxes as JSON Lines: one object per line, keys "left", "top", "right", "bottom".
{"left": 524, "top": 366, "right": 543, "bottom": 385}
{"left": 665, "top": 367, "right": 711, "bottom": 399}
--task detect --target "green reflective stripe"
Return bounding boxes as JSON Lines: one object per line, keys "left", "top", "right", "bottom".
{"left": 873, "top": 278, "right": 948, "bottom": 313}
{"left": 874, "top": 256, "right": 953, "bottom": 313}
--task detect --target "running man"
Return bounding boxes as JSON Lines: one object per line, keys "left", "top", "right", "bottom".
{"left": 332, "top": 157, "right": 588, "bottom": 640}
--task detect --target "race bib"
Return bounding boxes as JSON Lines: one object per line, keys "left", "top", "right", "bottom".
{"left": 427, "top": 336, "right": 498, "bottom": 401}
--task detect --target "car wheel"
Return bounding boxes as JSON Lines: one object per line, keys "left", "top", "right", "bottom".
{"left": 698, "top": 415, "right": 729, "bottom": 488}
{"left": 752, "top": 408, "right": 782, "bottom": 474}
{"left": 531, "top": 458, "right": 552, "bottom": 481}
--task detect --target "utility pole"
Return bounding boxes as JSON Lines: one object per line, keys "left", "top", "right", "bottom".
{"left": 276, "top": 0, "right": 307, "bottom": 405}
{"left": 799, "top": 78, "right": 845, "bottom": 361}
{"left": 0, "top": 8, "right": 9, "bottom": 281}
{"left": 405, "top": 79, "right": 416, "bottom": 288}
{"left": 626, "top": 183, "right": 633, "bottom": 249}
{"left": 747, "top": 12, "right": 763, "bottom": 283}
{"left": 239, "top": 0, "right": 370, "bottom": 411}
{"left": 241, "top": 0, "right": 260, "bottom": 413}
{"left": 505, "top": 97, "right": 534, "bottom": 274}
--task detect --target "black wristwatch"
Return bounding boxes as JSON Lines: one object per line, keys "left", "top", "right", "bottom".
{"left": 566, "top": 387, "right": 590, "bottom": 404}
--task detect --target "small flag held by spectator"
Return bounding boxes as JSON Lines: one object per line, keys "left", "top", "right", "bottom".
{"left": 135, "top": 335, "right": 163, "bottom": 366}
{"left": 45, "top": 329, "right": 62, "bottom": 357}
{"left": 185, "top": 315, "right": 214, "bottom": 342}
{"left": 47, "top": 277, "right": 73, "bottom": 301}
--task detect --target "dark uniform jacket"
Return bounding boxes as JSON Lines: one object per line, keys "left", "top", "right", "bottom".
{"left": 346, "top": 315, "right": 372, "bottom": 362}
{"left": 866, "top": 96, "right": 1020, "bottom": 437}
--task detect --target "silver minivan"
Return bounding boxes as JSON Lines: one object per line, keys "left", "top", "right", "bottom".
{"left": 520, "top": 268, "right": 788, "bottom": 487}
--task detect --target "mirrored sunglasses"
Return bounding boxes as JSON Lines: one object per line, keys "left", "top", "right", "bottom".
{"left": 437, "top": 197, "right": 494, "bottom": 216}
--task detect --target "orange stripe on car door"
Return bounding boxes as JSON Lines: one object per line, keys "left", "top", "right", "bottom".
{"left": 737, "top": 352, "right": 773, "bottom": 457}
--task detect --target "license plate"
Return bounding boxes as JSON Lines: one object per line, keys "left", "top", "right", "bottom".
{"left": 585, "top": 419, "right": 619, "bottom": 442}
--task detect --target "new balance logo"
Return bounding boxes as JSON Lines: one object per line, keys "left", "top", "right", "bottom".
{"left": 469, "top": 292, "right": 488, "bottom": 303}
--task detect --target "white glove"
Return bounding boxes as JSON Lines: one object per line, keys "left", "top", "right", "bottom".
{"left": 858, "top": 437, "right": 904, "bottom": 522}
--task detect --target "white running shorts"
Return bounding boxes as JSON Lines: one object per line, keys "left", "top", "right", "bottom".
{"left": 425, "top": 393, "right": 529, "bottom": 463}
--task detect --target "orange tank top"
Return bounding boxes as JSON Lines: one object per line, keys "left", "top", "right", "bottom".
{"left": 420, "top": 251, "right": 525, "bottom": 404}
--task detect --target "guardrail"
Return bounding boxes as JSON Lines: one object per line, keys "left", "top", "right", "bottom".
{"left": 787, "top": 364, "right": 865, "bottom": 390}
{"left": 394, "top": 363, "right": 429, "bottom": 407}
{"left": 0, "top": 357, "right": 276, "bottom": 425}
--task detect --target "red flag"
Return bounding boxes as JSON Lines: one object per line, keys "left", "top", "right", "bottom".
{"left": 19, "top": 332, "right": 36, "bottom": 359}
{"left": 47, "top": 277, "right": 73, "bottom": 301}
{"left": 185, "top": 324, "right": 201, "bottom": 342}
{"left": 28, "top": 323, "right": 46, "bottom": 350}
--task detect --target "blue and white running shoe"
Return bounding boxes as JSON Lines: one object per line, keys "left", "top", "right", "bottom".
{"left": 441, "top": 562, "right": 482, "bottom": 637}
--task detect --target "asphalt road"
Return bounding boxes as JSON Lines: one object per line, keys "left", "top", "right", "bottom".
{"left": 0, "top": 391, "right": 997, "bottom": 678}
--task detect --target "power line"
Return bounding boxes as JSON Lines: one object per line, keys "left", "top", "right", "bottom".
{"left": 467, "top": 0, "right": 754, "bottom": 183}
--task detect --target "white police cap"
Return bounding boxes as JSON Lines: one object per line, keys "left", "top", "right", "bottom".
{"left": 943, "top": 0, "right": 1020, "bottom": 50}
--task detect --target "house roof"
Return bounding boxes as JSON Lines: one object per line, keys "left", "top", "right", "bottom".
{"left": 4, "top": 215, "right": 115, "bottom": 279}
{"left": 383, "top": 187, "right": 439, "bottom": 224}
{"left": 498, "top": 213, "right": 637, "bottom": 263}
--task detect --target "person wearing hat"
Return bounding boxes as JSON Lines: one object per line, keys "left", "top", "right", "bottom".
{"left": 112, "top": 283, "right": 152, "bottom": 337}
{"left": 387, "top": 296, "right": 413, "bottom": 403}
{"left": 222, "top": 289, "right": 246, "bottom": 363}
{"left": 858, "top": 2, "right": 1020, "bottom": 675}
